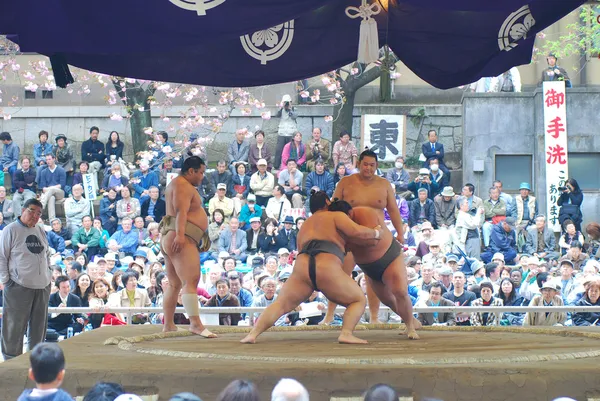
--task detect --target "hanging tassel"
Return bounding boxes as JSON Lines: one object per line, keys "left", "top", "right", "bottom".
{"left": 49, "top": 54, "right": 75, "bottom": 88}
{"left": 346, "top": 0, "right": 382, "bottom": 64}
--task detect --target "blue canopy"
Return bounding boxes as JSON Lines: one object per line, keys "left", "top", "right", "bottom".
{"left": 1, "top": 0, "right": 584, "bottom": 89}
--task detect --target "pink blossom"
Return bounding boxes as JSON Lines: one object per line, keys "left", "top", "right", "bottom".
{"left": 125, "top": 78, "right": 137, "bottom": 83}
{"left": 156, "top": 83, "right": 170, "bottom": 91}
{"left": 324, "top": 116, "right": 333, "bottom": 122}
{"left": 241, "top": 107, "right": 252, "bottom": 116}
{"left": 261, "top": 111, "right": 271, "bottom": 120}
{"left": 162, "top": 145, "right": 172, "bottom": 153}
{"left": 3, "top": 114, "right": 11, "bottom": 120}
{"left": 22, "top": 72, "right": 35, "bottom": 80}
{"left": 144, "top": 127, "right": 153, "bottom": 135}
{"left": 326, "top": 83, "right": 337, "bottom": 92}
{"left": 163, "top": 117, "right": 170, "bottom": 122}
{"left": 351, "top": 68, "right": 359, "bottom": 75}
{"left": 196, "top": 116, "right": 204, "bottom": 124}
{"left": 11, "top": 64, "right": 20, "bottom": 71}
{"left": 321, "top": 76, "right": 331, "bottom": 85}
{"left": 329, "top": 98, "right": 338, "bottom": 105}
{"left": 109, "top": 113, "right": 123, "bottom": 121}
{"left": 537, "top": 32, "right": 546, "bottom": 39}
{"left": 310, "top": 96, "right": 317, "bottom": 103}
{"left": 24, "top": 82, "right": 38, "bottom": 92}
{"left": 209, "top": 107, "right": 217, "bottom": 113}
{"left": 299, "top": 91, "right": 309, "bottom": 98}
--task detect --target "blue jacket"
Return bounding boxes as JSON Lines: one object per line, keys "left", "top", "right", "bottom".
{"left": 81, "top": 138, "right": 105, "bottom": 165}
{"left": 18, "top": 389, "right": 73, "bottom": 401}
{"left": 408, "top": 198, "right": 436, "bottom": 228}
{"left": 305, "top": 171, "right": 334, "bottom": 197}
{"left": 47, "top": 230, "right": 66, "bottom": 253}
{"left": 488, "top": 222, "right": 516, "bottom": 253}
{"left": 99, "top": 197, "right": 118, "bottom": 229}
{"left": 275, "top": 228, "right": 297, "bottom": 251}
{"left": 13, "top": 168, "right": 37, "bottom": 192}
{"left": 33, "top": 141, "right": 53, "bottom": 166}
{"left": 132, "top": 170, "right": 159, "bottom": 198}
{"left": 236, "top": 287, "right": 254, "bottom": 308}
{"left": 421, "top": 141, "right": 446, "bottom": 166}
{"left": 239, "top": 204, "right": 263, "bottom": 226}
{"left": 0, "top": 141, "right": 20, "bottom": 169}
{"left": 39, "top": 166, "right": 67, "bottom": 189}
{"left": 407, "top": 180, "right": 439, "bottom": 200}
{"left": 109, "top": 229, "right": 139, "bottom": 254}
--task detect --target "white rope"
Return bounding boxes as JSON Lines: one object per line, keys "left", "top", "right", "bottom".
{"left": 345, "top": 0, "right": 382, "bottom": 64}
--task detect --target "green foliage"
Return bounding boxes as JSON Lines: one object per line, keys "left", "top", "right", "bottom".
{"left": 409, "top": 107, "right": 426, "bottom": 129}
{"left": 403, "top": 155, "right": 421, "bottom": 168}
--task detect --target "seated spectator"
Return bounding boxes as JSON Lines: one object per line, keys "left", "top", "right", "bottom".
{"left": 108, "top": 269, "right": 151, "bottom": 324}
{"left": 47, "top": 229, "right": 66, "bottom": 254}
{"left": 209, "top": 183, "right": 235, "bottom": 221}
{"left": 433, "top": 186, "right": 457, "bottom": 229}
{"left": 258, "top": 218, "right": 280, "bottom": 254}
{"left": 556, "top": 259, "right": 577, "bottom": 302}
{"left": 133, "top": 216, "right": 149, "bottom": 245}
{"left": 251, "top": 276, "right": 278, "bottom": 323}
{"left": 525, "top": 215, "right": 560, "bottom": 261}
{"left": 48, "top": 276, "right": 84, "bottom": 336}
{"left": 116, "top": 186, "right": 141, "bottom": 224}
{"left": 572, "top": 279, "right": 600, "bottom": 326}
{"left": 204, "top": 279, "right": 242, "bottom": 325}
{"left": 141, "top": 186, "right": 165, "bottom": 225}
{"left": 427, "top": 158, "right": 448, "bottom": 196}
{"left": 280, "top": 131, "right": 306, "bottom": 171}
{"left": 217, "top": 217, "right": 247, "bottom": 261}
{"left": 305, "top": 127, "right": 330, "bottom": 172}
{"left": 53, "top": 134, "right": 75, "bottom": 174}
{"left": 217, "top": 380, "right": 260, "bottom": 401}
{"left": 470, "top": 281, "right": 503, "bottom": 326}
{"left": 239, "top": 194, "right": 262, "bottom": 229}
{"left": 386, "top": 155, "right": 411, "bottom": 196}
{"left": 418, "top": 282, "right": 456, "bottom": 326}
{"left": 332, "top": 162, "right": 347, "bottom": 188}
{"left": 408, "top": 188, "right": 435, "bottom": 228}
{"left": 514, "top": 182, "right": 538, "bottom": 229}
{"left": 497, "top": 278, "right": 526, "bottom": 326}
{"left": 12, "top": 157, "right": 37, "bottom": 217}
{"left": 144, "top": 222, "right": 161, "bottom": 258}
{"left": 105, "top": 130, "right": 125, "bottom": 173}
{"left": 71, "top": 161, "right": 90, "bottom": 190}
{"left": 71, "top": 273, "right": 92, "bottom": 306}
{"left": 454, "top": 197, "right": 484, "bottom": 259}
{"left": 249, "top": 158, "right": 275, "bottom": 207}
{"left": 232, "top": 162, "right": 251, "bottom": 208}
{"left": 0, "top": 131, "right": 20, "bottom": 191}
{"left": 248, "top": 130, "right": 273, "bottom": 174}
{"left": 407, "top": 168, "right": 438, "bottom": 200}
{"left": 198, "top": 174, "right": 216, "bottom": 205}
{"left": 101, "top": 163, "right": 129, "bottom": 192}
{"left": 228, "top": 272, "right": 253, "bottom": 311}
{"left": 443, "top": 271, "right": 477, "bottom": 325}
{"left": 363, "top": 384, "right": 397, "bottom": 401}
{"left": 246, "top": 217, "right": 263, "bottom": 255}
{"left": 81, "top": 126, "right": 105, "bottom": 175}
{"left": 158, "top": 157, "right": 180, "bottom": 188}
{"left": 39, "top": 154, "right": 67, "bottom": 221}
{"left": 481, "top": 217, "right": 517, "bottom": 264}
{"left": 209, "top": 160, "right": 233, "bottom": 196}
{"left": 93, "top": 217, "right": 110, "bottom": 251}
{"left": 33, "top": 130, "right": 52, "bottom": 172}
{"left": 276, "top": 216, "right": 297, "bottom": 252}
{"left": 17, "top": 343, "right": 73, "bottom": 401}
{"left": 585, "top": 222, "right": 600, "bottom": 260}
{"left": 131, "top": 160, "right": 159, "bottom": 203}
{"left": 524, "top": 282, "right": 566, "bottom": 326}
{"left": 151, "top": 131, "right": 175, "bottom": 169}
{"left": 305, "top": 159, "right": 334, "bottom": 204}
{"left": 332, "top": 130, "right": 358, "bottom": 174}
{"left": 71, "top": 215, "right": 101, "bottom": 259}
{"left": 0, "top": 186, "right": 15, "bottom": 224}
{"left": 278, "top": 159, "right": 304, "bottom": 209}
{"left": 100, "top": 188, "right": 119, "bottom": 235}
{"left": 560, "top": 240, "right": 589, "bottom": 271}
{"left": 384, "top": 184, "right": 409, "bottom": 223}
{"left": 109, "top": 218, "right": 139, "bottom": 256}
{"left": 482, "top": 186, "right": 507, "bottom": 248}
{"left": 64, "top": 184, "right": 91, "bottom": 235}
{"left": 88, "top": 277, "right": 114, "bottom": 329}
{"left": 286, "top": 290, "right": 327, "bottom": 326}
{"left": 228, "top": 128, "right": 250, "bottom": 174}
{"left": 421, "top": 239, "right": 445, "bottom": 267}
{"left": 207, "top": 209, "right": 226, "bottom": 259}
{"left": 413, "top": 263, "right": 437, "bottom": 293}
{"left": 559, "top": 220, "right": 585, "bottom": 256}
{"left": 50, "top": 218, "right": 72, "bottom": 248}
{"left": 266, "top": 185, "right": 291, "bottom": 223}
{"left": 414, "top": 221, "right": 435, "bottom": 257}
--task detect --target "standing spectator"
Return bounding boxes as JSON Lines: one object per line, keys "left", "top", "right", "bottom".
{"left": 0, "top": 199, "right": 51, "bottom": 360}
{"left": 217, "top": 217, "right": 247, "bottom": 262}
{"left": 81, "top": 126, "right": 105, "bottom": 175}
{"left": 101, "top": 163, "right": 129, "bottom": 192}
{"left": 158, "top": 157, "right": 180, "bottom": 189}
{"left": 418, "top": 282, "right": 456, "bottom": 326}
{"left": 266, "top": 185, "right": 291, "bottom": 223}
{"left": 104, "top": 130, "right": 124, "bottom": 173}
{"left": 493, "top": 67, "right": 522, "bottom": 92}
{"left": 227, "top": 128, "right": 250, "bottom": 174}
{"left": 71, "top": 216, "right": 101, "bottom": 259}
{"left": 108, "top": 218, "right": 138, "bottom": 255}
{"left": 248, "top": 130, "right": 273, "bottom": 174}
{"left": 12, "top": 157, "right": 37, "bottom": 217}
{"left": 408, "top": 188, "right": 435, "bottom": 228}
{"left": 249, "top": 159, "right": 275, "bottom": 207}
{"left": 541, "top": 53, "right": 572, "bottom": 87}
{"left": 421, "top": 129, "right": 450, "bottom": 184}
{"left": 434, "top": 186, "right": 457, "bottom": 229}
{"left": 481, "top": 217, "right": 517, "bottom": 264}
{"left": 275, "top": 94, "right": 297, "bottom": 168}
{"left": 305, "top": 127, "right": 330, "bottom": 172}
{"left": 0, "top": 186, "right": 15, "bottom": 224}
{"left": 332, "top": 131, "right": 358, "bottom": 174}
{"left": 100, "top": 188, "right": 119, "bottom": 235}
{"left": 52, "top": 134, "right": 75, "bottom": 174}
{"left": 47, "top": 276, "right": 84, "bottom": 336}
{"left": 524, "top": 282, "right": 567, "bottom": 326}
{"left": 0, "top": 132, "right": 19, "bottom": 191}
{"left": 39, "top": 154, "right": 67, "bottom": 221}
{"left": 64, "top": 184, "right": 91, "bottom": 235}
{"left": 33, "top": 130, "right": 53, "bottom": 171}
{"left": 141, "top": 186, "right": 166, "bottom": 225}
{"left": 238, "top": 194, "right": 262, "bottom": 229}
{"left": 278, "top": 159, "right": 304, "bottom": 209}
{"left": 482, "top": 186, "right": 507, "bottom": 247}
{"left": 209, "top": 183, "right": 235, "bottom": 221}
{"left": 115, "top": 186, "right": 141, "bottom": 224}
{"left": 280, "top": 131, "right": 306, "bottom": 171}
{"left": 470, "top": 282, "right": 503, "bottom": 326}
{"left": 514, "top": 182, "right": 538, "bottom": 229}
{"left": 131, "top": 160, "right": 159, "bottom": 203}
{"left": 572, "top": 280, "right": 600, "bottom": 326}
{"left": 386, "top": 155, "right": 411, "bottom": 196}
{"left": 305, "top": 159, "right": 334, "bottom": 198}
{"left": 557, "top": 178, "right": 583, "bottom": 233}
{"left": 454, "top": 198, "right": 484, "bottom": 259}
{"left": 525, "top": 215, "right": 560, "bottom": 261}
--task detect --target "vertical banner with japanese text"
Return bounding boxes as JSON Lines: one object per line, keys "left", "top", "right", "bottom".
{"left": 542, "top": 81, "right": 568, "bottom": 233}
{"left": 360, "top": 115, "right": 406, "bottom": 162}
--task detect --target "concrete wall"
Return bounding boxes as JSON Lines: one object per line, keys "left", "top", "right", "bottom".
{"left": 462, "top": 88, "right": 600, "bottom": 230}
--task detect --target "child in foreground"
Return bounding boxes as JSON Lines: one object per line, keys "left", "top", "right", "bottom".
{"left": 18, "top": 343, "right": 73, "bottom": 401}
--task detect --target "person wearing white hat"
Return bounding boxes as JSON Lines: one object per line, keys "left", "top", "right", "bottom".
{"left": 524, "top": 281, "right": 567, "bottom": 327}
{"left": 239, "top": 193, "right": 263, "bottom": 229}
{"left": 407, "top": 167, "right": 438, "bottom": 200}
{"left": 208, "top": 182, "right": 234, "bottom": 221}
{"left": 249, "top": 158, "right": 275, "bottom": 207}
{"left": 433, "top": 186, "right": 457, "bottom": 228}
{"left": 275, "top": 94, "right": 298, "bottom": 168}
{"left": 245, "top": 216, "right": 262, "bottom": 255}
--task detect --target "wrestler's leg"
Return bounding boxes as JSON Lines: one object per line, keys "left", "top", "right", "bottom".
{"left": 241, "top": 265, "right": 313, "bottom": 344}
{"left": 162, "top": 250, "right": 182, "bottom": 332}
{"left": 365, "top": 281, "right": 382, "bottom": 324}
{"left": 320, "top": 252, "right": 356, "bottom": 325}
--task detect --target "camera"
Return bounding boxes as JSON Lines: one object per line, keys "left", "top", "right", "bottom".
{"left": 558, "top": 186, "right": 567, "bottom": 191}
{"left": 284, "top": 101, "right": 290, "bottom": 107}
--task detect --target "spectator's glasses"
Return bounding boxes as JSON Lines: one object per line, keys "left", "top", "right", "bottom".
{"left": 26, "top": 208, "right": 43, "bottom": 217}
{"left": 228, "top": 275, "right": 240, "bottom": 280}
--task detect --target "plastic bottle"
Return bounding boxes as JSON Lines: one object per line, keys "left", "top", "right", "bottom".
{"left": 66, "top": 327, "right": 74, "bottom": 339}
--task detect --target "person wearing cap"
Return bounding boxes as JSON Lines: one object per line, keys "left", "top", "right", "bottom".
{"left": 158, "top": 157, "right": 180, "bottom": 188}
{"left": 482, "top": 186, "right": 507, "bottom": 248}
{"left": 524, "top": 215, "right": 559, "bottom": 262}
{"left": 51, "top": 133, "right": 75, "bottom": 174}
{"left": 306, "top": 127, "right": 331, "bottom": 172}
{"left": 38, "top": 154, "right": 67, "bottom": 221}
{"left": 208, "top": 183, "right": 234, "bottom": 221}
{"left": 422, "top": 239, "right": 444, "bottom": 267}
{"left": 541, "top": 53, "right": 572, "bottom": 87}
{"left": 239, "top": 194, "right": 263, "bottom": 229}
{"left": 249, "top": 158, "right": 275, "bottom": 207}
{"left": 275, "top": 94, "right": 297, "bottom": 168}
{"left": 446, "top": 254, "right": 460, "bottom": 271}
{"left": 248, "top": 130, "right": 273, "bottom": 174}
{"left": 418, "top": 282, "right": 455, "bottom": 326}
{"left": 217, "top": 217, "right": 247, "bottom": 262}
{"left": 408, "top": 188, "right": 435, "bottom": 228}
{"left": 433, "top": 186, "right": 457, "bottom": 229}
{"left": 470, "top": 281, "right": 503, "bottom": 326}
{"left": 514, "top": 182, "right": 538, "bottom": 230}
{"left": 265, "top": 185, "right": 291, "bottom": 224}
{"left": 245, "top": 216, "right": 262, "bottom": 255}
{"left": 275, "top": 216, "right": 297, "bottom": 252}
{"left": 131, "top": 159, "right": 159, "bottom": 204}
{"left": 421, "top": 129, "right": 451, "bottom": 185}
{"left": 481, "top": 217, "right": 517, "bottom": 264}
{"left": 556, "top": 259, "right": 577, "bottom": 301}
{"left": 227, "top": 128, "right": 250, "bottom": 174}
{"left": 408, "top": 168, "right": 438, "bottom": 201}
{"left": 524, "top": 281, "right": 567, "bottom": 326}
{"left": 437, "top": 266, "right": 454, "bottom": 293}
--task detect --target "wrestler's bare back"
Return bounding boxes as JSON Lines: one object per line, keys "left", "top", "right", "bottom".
{"left": 164, "top": 175, "right": 208, "bottom": 231}
{"left": 297, "top": 212, "right": 355, "bottom": 252}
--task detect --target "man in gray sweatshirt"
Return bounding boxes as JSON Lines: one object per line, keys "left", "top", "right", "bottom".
{"left": 0, "top": 199, "right": 52, "bottom": 360}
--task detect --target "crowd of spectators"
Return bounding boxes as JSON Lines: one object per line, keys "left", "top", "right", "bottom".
{"left": 0, "top": 124, "right": 599, "bottom": 344}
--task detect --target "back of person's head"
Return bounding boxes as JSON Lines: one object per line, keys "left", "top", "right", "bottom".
{"left": 536, "top": 272, "right": 549, "bottom": 289}
{"left": 29, "top": 343, "right": 65, "bottom": 385}
{"left": 170, "top": 393, "right": 203, "bottom": 401}
{"left": 363, "top": 384, "right": 398, "bottom": 401}
{"left": 181, "top": 156, "right": 205, "bottom": 174}
{"left": 328, "top": 199, "right": 352, "bottom": 216}
{"left": 271, "top": 378, "right": 309, "bottom": 401}
{"left": 83, "top": 382, "right": 125, "bottom": 401}
{"left": 216, "top": 380, "right": 260, "bottom": 401}
{"left": 309, "top": 190, "right": 329, "bottom": 214}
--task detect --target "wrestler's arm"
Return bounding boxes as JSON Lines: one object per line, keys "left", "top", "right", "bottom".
{"left": 332, "top": 176, "right": 345, "bottom": 200}
{"left": 334, "top": 213, "right": 380, "bottom": 240}
{"left": 173, "top": 183, "right": 192, "bottom": 240}
{"left": 385, "top": 182, "right": 404, "bottom": 244}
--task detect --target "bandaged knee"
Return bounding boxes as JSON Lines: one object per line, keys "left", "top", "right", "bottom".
{"left": 181, "top": 293, "right": 200, "bottom": 317}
